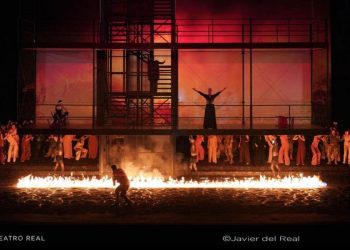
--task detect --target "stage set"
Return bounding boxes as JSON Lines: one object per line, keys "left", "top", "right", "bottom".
{"left": 15, "top": 0, "right": 332, "bottom": 172}
{"left": 1, "top": 0, "right": 350, "bottom": 245}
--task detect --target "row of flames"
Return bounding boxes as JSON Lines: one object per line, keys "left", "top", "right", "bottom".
{"left": 16, "top": 175, "right": 327, "bottom": 189}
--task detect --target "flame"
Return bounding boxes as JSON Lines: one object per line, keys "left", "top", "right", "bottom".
{"left": 16, "top": 175, "right": 327, "bottom": 189}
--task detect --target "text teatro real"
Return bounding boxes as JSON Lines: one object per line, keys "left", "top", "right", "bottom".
{"left": 0, "top": 235, "right": 45, "bottom": 242}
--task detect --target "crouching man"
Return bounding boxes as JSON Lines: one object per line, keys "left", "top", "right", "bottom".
{"left": 111, "top": 164, "right": 133, "bottom": 207}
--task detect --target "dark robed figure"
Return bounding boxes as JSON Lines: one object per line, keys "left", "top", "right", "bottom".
{"left": 193, "top": 87, "right": 226, "bottom": 129}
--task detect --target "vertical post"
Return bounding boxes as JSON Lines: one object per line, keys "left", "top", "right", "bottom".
{"left": 212, "top": 19, "right": 214, "bottom": 43}
{"left": 310, "top": 46, "right": 313, "bottom": 125}
{"left": 16, "top": 1, "right": 21, "bottom": 123}
{"left": 96, "top": 0, "right": 109, "bottom": 126}
{"left": 150, "top": 16, "right": 155, "bottom": 125}
{"left": 242, "top": 48, "right": 245, "bottom": 126}
{"left": 288, "top": 105, "right": 291, "bottom": 128}
{"left": 171, "top": 0, "right": 178, "bottom": 130}
{"left": 249, "top": 19, "right": 253, "bottom": 129}
{"left": 242, "top": 23, "right": 245, "bottom": 126}
{"left": 309, "top": 23, "right": 313, "bottom": 42}
{"left": 288, "top": 19, "right": 290, "bottom": 43}
{"left": 208, "top": 24, "right": 210, "bottom": 43}
{"left": 171, "top": 51, "right": 178, "bottom": 129}
{"left": 92, "top": 18, "right": 96, "bottom": 129}
{"left": 326, "top": 19, "right": 330, "bottom": 126}
{"left": 92, "top": 48, "right": 95, "bottom": 129}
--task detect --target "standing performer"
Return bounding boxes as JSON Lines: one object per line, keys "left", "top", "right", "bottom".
{"left": 253, "top": 135, "right": 266, "bottom": 166}
{"left": 111, "top": 164, "right": 133, "bottom": 206}
{"left": 192, "top": 87, "right": 226, "bottom": 129}
{"left": 207, "top": 135, "right": 218, "bottom": 164}
{"left": 293, "top": 135, "right": 306, "bottom": 166}
{"left": 217, "top": 135, "right": 225, "bottom": 160}
{"left": 189, "top": 135, "right": 198, "bottom": 171}
{"left": 4, "top": 133, "right": 18, "bottom": 163}
{"left": 330, "top": 122, "right": 341, "bottom": 162}
{"left": 54, "top": 148, "right": 65, "bottom": 172}
{"left": 62, "top": 134, "right": 75, "bottom": 159}
{"left": 321, "top": 135, "right": 330, "bottom": 164}
{"left": 288, "top": 135, "right": 294, "bottom": 162}
{"left": 224, "top": 135, "right": 234, "bottom": 164}
{"left": 239, "top": 135, "right": 250, "bottom": 165}
{"left": 270, "top": 139, "right": 280, "bottom": 178}
{"left": 278, "top": 135, "right": 290, "bottom": 166}
{"left": 265, "top": 135, "right": 276, "bottom": 164}
{"left": 195, "top": 135, "right": 205, "bottom": 162}
{"left": 20, "top": 134, "right": 34, "bottom": 162}
{"left": 311, "top": 135, "right": 322, "bottom": 166}
{"left": 53, "top": 100, "right": 69, "bottom": 126}
{"left": 342, "top": 130, "right": 350, "bottom": 165}
{"left": 328, "top": 129, "right": 340, "bottom": 165}
{"left": 88, "top": 135, "right": 98, "bottom": 159}
{"left": 148, "top": 58, "right": 165, "bottom": 95}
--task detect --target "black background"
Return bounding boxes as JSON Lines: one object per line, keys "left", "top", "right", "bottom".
{"left": 0, "top": 0, "right": 350, "bottom": 246}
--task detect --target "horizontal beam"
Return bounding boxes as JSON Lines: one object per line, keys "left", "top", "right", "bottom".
{"left": 19, "top": 127, "right": 329, "bottom": 136}
{"left": 21, "top": 42, "right": 328, "bottom": 50}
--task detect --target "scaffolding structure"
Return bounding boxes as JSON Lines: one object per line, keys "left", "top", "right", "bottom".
{"left": 17, "top": 0, "right": 330, "bottom": 135}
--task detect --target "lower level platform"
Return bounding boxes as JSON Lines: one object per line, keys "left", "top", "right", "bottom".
{"left": 19, "top": 123, "right": 328, "bottom": 135}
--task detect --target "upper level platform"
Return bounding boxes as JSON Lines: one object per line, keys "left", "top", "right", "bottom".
{"left": 20, "top": 18, "right": 329, "bottom": 50}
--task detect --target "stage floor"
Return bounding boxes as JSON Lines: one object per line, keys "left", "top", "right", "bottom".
{"left": 0, "top": 169, "right": 349, "bottom": 225}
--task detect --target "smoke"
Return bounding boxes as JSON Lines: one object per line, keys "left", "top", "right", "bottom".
{"left": 108, "top": 135, "right": 175, "bottom": 178}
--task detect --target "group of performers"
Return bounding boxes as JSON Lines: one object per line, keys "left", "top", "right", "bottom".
{"left": 187, "top": 128, "right": 350, "bottom": 173}
{"left": 0, "top": 124, "right": 98, "bottom": 170}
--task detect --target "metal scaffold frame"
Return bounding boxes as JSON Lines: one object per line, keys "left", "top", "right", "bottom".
{"left": 17, "top": 0, "right": 330, "bottom": 135}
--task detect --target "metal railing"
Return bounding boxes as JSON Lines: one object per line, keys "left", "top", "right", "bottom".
{"left": 20, "top": 18, "right": 328, "bottom": 45}
{"left": 176, "top": 18, "right": 327, "bottom": 44}
{"left": 32, "top": 103, "right": 311, "bottom": 129}
{"left": 35, "top": 103, "right": 94, "bottom": 126}
{"left": 178, "top": 103, "right": 312, "bottom": 128}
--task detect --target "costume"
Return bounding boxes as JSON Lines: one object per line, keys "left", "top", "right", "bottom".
{"left": 239, "top": 135, "right": 250, "bottom": 165}
{"left": 207, "top": 135, "right": 218, "bottom": 164}
{"left": 278, "top": 135, "right": 290, "bottom": 166}
{"left": 74, "top": 136, "right": 88, "bottom": 160}
{"left": 311, "top": 135, "right": 322, "bottom": 166}
{"left": 293, "top": 135, "right": 306, "bottom": 165}
{"left": 195, "top": 135, "right": 205, "bottom": 162}
{"left": 342, "top": 132, "right": 350, "bottom": 164}
{"left": 224, "top": 135, "right": 234, "bottom": 164}
{"left": 253, "top": 136, "right": 266, "bottom": 166}
{"left": 189, "top": 136, "right": 197, "bottom": 171}
{"left": 88, "top": 135, "right": 98, "bottom": 159}
{"left": 265, "top": 135, "right": 276, "bottom": 163}
{"left": 20, "top": 135, "right": 33, "bottom": 162}
{"left": 196, "top": 90, "right": 223, "bottom": 129}
{"left": 6, "top": 134, "right": 18, "bottom": 163}
{"left": 62, "top": 135, "right": 74, "bottom": 159}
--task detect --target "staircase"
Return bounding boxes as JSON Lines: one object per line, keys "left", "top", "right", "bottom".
{"left": 101, "top": 0, "right": 175, "bottom": 126}
{"left": 109, "top": 20, "right": 127, "bottom": 43}
{"left": 153, "top": 0, "right": 173, "bottom": 19}
{"left": 157, "top": 64, "right": 172, "bottom": 94}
